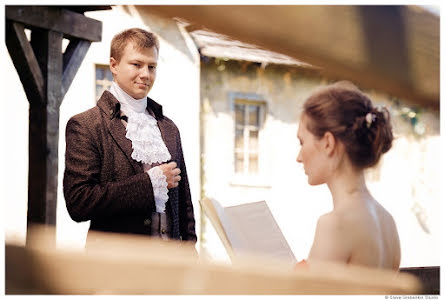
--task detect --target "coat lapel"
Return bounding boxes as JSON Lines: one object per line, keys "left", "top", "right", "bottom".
{"left": 107, "top": 117, "right": 144, "bottom": 173}
{"left": 157, "top": 119, "right": 177, "bottom": 162}
{"left": 147, "top": 97, "right": 177, "bottom": 162}
{"left": 98, "top": 91, "right": 175, "bottom": 172}
{"left": 98, "top": 91, "right": 143, "bottom": 174}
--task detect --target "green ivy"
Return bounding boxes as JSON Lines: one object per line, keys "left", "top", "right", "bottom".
{"left": 390, "top": 98, "right": 425, "bottom": 137}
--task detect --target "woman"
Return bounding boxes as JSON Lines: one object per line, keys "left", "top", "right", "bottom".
{"left": 297, "top": 81, "right": 401, "bottom": 270}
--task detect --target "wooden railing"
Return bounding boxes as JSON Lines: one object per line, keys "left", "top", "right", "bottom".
{"left": 400, "top": 266, "right": 440, "bottom": 295}
{"left": 6, "top": 226, "right": 422, "bottom": 295}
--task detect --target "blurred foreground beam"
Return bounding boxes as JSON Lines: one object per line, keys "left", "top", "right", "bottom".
{"left": 6, "top": 226, "right": 421, "bottom": 295}
{"left": 146, "top": 5, "right": 439, "bottom": 108}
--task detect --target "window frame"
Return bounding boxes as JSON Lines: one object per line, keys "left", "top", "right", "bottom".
{"left": 95, "top": 64, "right": 113, "bottom": 101}
{"left": 229, "top": 92, "right": 267, "bottom": 178}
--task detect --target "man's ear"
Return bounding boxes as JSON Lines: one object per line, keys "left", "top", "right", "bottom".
{"left": 323, "top": 131, "right": 336, "bottom": 156}
{"left": 110, "top": 57, "right": 117, "bottom": 76}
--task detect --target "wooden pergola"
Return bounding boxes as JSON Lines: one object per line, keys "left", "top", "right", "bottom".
{"left": 5, "top": 5, "right": 110, "bottom": 245}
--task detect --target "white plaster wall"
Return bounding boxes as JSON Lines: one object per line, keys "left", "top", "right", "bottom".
{"left": 3, "top": 6, "right": 201, "bottom": 252}
{"left": 2, "top": 42, "right": 29, "bottom": 246}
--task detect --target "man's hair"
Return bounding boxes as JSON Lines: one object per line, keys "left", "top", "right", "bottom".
{"left": 110, "top": 28, "right": 160, "bottom": 62}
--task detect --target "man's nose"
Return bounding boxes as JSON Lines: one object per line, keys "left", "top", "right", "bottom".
{"left": 140, "top": 67, "right": 149, "bottom": 78}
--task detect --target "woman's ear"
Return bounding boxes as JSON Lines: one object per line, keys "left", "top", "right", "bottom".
{"left": 323, "top": 131, "right": 336, "bottom": 156}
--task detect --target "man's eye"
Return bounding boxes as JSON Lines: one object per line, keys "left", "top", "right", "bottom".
{"left": 149, "top": 66, "right": 157, "bottom": 70}
{"left": 133, "top": 63, "right": 140, "bottom": 67}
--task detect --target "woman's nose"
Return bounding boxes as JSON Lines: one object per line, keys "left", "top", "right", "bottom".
{"left": 296, "top": 150, "right": 302, "bottom": 163}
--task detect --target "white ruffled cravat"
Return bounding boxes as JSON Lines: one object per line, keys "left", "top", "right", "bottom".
{"left": 109, "top": 82, "right": 171, "bottom": 212}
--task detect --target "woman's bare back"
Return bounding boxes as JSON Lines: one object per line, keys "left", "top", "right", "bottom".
{"left": 347, "top": 199, "right": 401, "bottom": 269}
{"left": 309, "top": 197, "right": 401, "bottom": 270}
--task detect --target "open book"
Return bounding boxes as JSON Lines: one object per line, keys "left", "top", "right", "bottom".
{"left": 200, "top": 198, "right": 296, "bottom": 264}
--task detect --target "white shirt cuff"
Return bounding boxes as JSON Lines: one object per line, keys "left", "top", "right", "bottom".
{"left": 147, "top": 166, "right": 169, "bottom": 213}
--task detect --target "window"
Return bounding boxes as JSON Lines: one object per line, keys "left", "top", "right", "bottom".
{"left": 95, "top": 65, "right": 113, "bottom": 100}
{"left": 234, "top": 100, "right": 265, "bottom": 175}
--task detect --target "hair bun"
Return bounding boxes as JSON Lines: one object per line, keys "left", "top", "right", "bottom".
{"left": 303, "top": 82, "right": 394, "bottom": 169}
{"left": 351, "top": 106, "right": 393, "bottom": 167}
{"left": 371, "top": 106, "right": 393, "bottom": 156}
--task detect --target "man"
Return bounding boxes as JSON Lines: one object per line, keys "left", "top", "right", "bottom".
{"left": 63, "top": 28, "right": 196, "bottom": 246}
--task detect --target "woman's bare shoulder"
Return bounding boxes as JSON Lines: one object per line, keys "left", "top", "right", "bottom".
{"left": 316, "top": 212, "right": 349, "bottom": 234}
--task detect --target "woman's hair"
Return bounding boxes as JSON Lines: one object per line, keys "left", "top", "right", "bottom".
{"left": 303, "top": 81, "right": 393, "bottom": 169}
{"left": 110, "top": 28, "right": 160, "bottom": 62}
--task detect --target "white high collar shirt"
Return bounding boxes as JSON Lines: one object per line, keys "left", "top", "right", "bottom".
{"left": 109, "top": 82, "right": 170, "bottom": 213}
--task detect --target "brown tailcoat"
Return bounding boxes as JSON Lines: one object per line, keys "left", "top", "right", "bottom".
{"left": 63, "top": 91, "right": 196, "bottom": 243}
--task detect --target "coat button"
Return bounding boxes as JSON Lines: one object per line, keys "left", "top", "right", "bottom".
{"left": 143, "top": 219, "right": 151, "bottom": 226}
{"left": 109, "top": 109, "right": 114, "bottom": 115}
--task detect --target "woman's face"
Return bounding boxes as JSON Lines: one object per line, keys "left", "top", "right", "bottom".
{"left": 296, "top": 114, "right": 329, "bottom": 185}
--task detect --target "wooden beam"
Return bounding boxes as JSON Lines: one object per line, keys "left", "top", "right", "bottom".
{"left": 62, "top": 38, "right": 91, "bottom": 98}
{"left": 146, "top": 5, "right": 439, "bottom": 108}
{"left": 5, "top": 21, "right": 45, "bottom": 104}
{"left": 26, "top": 29, "right": 63, "bottom": 247}
{"left": 5, "top": 6, "right": 102, "bottom": 42}
{"left": 359, "top": 6, "right": 412, "bottom": 86}
{"left": 400, "top": 266, "right": 440, "bottom": 294}
{"left": 5, "top": 228, "right": 422, "bottom": 294}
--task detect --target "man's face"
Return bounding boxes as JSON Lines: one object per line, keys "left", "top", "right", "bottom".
{"left": 110, "top": 42, "right": 158, "bottom": 99}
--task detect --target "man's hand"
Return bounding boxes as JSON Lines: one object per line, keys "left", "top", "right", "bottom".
{"left": 158, "top": 161, "right": 181, "bottom": 189}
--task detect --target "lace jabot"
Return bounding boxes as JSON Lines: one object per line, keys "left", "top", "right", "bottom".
{"left": 109, "top": 82, "right": 171, "bottom": 165}
{"left": 109, "top": 82, "right": 171, "bottom": 213}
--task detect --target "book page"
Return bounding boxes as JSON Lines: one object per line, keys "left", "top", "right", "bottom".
{"left": 200, "top": 197, "right": 235, "bottom": 259}
{"left": 218, "top": 200, "right": 296, "bottom": 264}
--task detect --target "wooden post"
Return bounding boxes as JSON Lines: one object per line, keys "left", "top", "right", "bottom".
{"left": 27, "top": 29, "right": 63, "bottom": 245}
{"left": 5, "top": 5, "right": 104, "bottom": 246}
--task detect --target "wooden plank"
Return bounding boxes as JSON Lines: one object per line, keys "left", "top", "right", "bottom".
{"left": 5, "top": 6, "right": 102, "bottom": 42}
{"left": 62, "top": 38, "right": 91, "bottom": 98}
{"left": 26, "top": 29, "right": 63, "bottom": 246}
{"left": 359, "top": 6, "right": 413, "bottom": 90}
{"left": 6, "top": 226, "right": 422, "bottom": 295}
{"left": 59, "top": 5, "right": 112, "bottom": 13}
{"left": 5, "top": 21, "right": 44, "bottom": 103}
{"left": 146, "top": 5, "right": 439, "bottom": 108}
{"left": 400, "top": 266, "right": 440, "bottom": 294}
